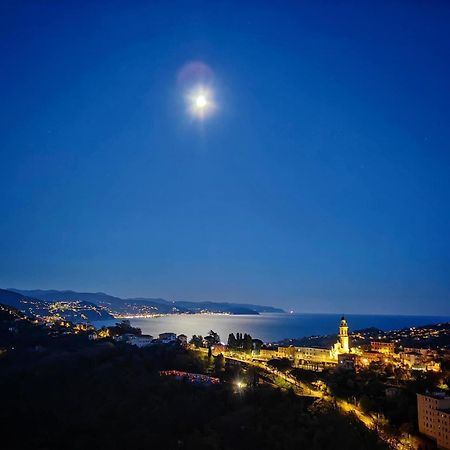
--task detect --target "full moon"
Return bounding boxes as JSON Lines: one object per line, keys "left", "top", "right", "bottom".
{"left": 186, "top": 86, "right": 215, "bottom": 119}
{"left": 195, "top": 94, "right": 207, "bottom": 109}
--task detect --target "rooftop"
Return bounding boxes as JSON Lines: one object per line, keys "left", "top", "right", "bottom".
{"left": 420, "top": 392, "right": 450, "bottom": 400}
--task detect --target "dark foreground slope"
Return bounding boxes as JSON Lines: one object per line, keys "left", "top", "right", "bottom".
{"left": 0, "top": 311, "right": 386, "bottom": 450}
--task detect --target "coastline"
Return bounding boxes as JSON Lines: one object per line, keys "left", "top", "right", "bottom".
{"left": 93, "top": 312, "right": 450, "bottom": 344}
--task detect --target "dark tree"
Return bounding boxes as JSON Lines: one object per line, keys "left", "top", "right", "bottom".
{"left": 227, "top": 333, "right": 237, "bottom": 348}
{"left": 252, "top": 339, "right": 263, "bottom": 353}
{"left": 189, "top": 335, "right": 203, "bottom": 348}
{"left": 214, "top": 354, "right": 225, "bottom": 374}
{"left": 208, "top": 330, "right": 221, "bottom": 344}
{"left": 243, "top": 333, "right": 253, "bottom": 352}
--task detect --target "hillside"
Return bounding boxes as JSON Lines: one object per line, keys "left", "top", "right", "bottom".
{"left": 0, "top": 311, "right": 386, "bottom": 450}
{"left": 0, "top": 289, "right": 114, "bottom": 322}
{"left": 9, "top": 288, "right": 285, "bottom": 316}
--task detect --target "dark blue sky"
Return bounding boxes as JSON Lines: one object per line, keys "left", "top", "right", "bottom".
{"left": 1, "top": 1, "right": 450, "bottom": 314}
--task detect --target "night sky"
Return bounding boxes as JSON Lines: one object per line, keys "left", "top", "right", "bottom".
{"left": 1, "top": 1, "right": 450, "bottom": 314}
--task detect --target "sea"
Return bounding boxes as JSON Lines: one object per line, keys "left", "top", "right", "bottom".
{"left": 93, "top": 313, "right": 450, "bottom": 343}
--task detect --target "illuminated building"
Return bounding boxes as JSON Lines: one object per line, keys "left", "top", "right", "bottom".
{"left": 370, "top": 341, "right": 395, "bottom": 354}
{"left": 330, "top": 316, "right": 351, "bottom": 358}
{"left": 417, "top": 393, "right": 450, "bottom": 449}
{"left": 259, "top": 348, "right": 278, "bottom": 359}
{"left": 255, "top": 318, "right": 353, "bottom": 367}
{"left": 211, "top": 343, "right": 226, "bottom": 355}
{"left": 426, "top": 361, "right": 442, "bottom": 372}
{"left": 401, "top": 351, "right": 423, "bottom": 368}
{"left": 277, "top": 346, "right": 296, "bottom": 359}
{"left": 293, "top": 317, "right": 353, "bottom": 367}
{"left": 127, "top": 334, "right": 154, "bottom": 347}
{"left": 404, "top": 347, "right": 439, "bottom": 360}
{"left": 338, "top": 316, "right": 349, "bottom": 352}
{"left": 295, "top": 347, "right": 334, "bottom": 363}
{"left": 159, "top": 332, "right": 177, "bottom": 343}
{"left": 359, "top": 351, "right": 383, "bottom": 366}
{"left": 97, "top": 328, "right": 110, "bottom": 338}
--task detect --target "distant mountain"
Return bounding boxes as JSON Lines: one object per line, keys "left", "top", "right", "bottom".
{"left": 173, "top": 300, "right": 284, "bottom": 315}
{"left": 121, "top": 298, "right": 190, "bottom": 315}
{"left": 0, "top": 289, "right": 26, "bottom": 308}
{"left": 9, "top": 288, "right": 285, "bottom": 316}
{"left": 9, "top": 289, "right": 123, "bottom": 307}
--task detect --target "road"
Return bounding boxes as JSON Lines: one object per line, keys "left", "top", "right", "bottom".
{"left": 193, "top": 348, "right": 418, "bottom": 450}
{"left": 225, "top": 353, "right": 321, "bottom": 397}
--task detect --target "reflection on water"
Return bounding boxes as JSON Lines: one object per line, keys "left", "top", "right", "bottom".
{"left": 94, "top": 313, "right": 450, "bottom": 343}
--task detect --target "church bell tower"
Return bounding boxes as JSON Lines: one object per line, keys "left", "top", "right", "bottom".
{"left": 339, "top": 316, "right": 349, "bottom": 353}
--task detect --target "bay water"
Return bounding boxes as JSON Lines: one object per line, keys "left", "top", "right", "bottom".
{"left": 94, "top": 313, "right": 450, "bottom": 343}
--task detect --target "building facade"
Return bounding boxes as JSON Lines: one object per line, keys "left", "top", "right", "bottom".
{"left": 159, "top": 332, "right": 177, "bottom": 343}
{"left": 359, "top": 351, "right": 384, "bottom": 366}
{"left": 127, "top": 334, "right": 154, "bottom": 347}
{"left": 259, "top": 348, "right": 278, "bottom": 359}
{"left": 417, "top": 393, "right": 450, "bottom": 449}
{"left": 278, "top": 346, "right": 296, "bottom": 359}
{"left": 370, "top": 341, "right": 395, "bottom": 354}
{"left": 295, "top": 347, "right": 334, "bottom": 363}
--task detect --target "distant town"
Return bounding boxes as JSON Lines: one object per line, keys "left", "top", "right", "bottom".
{"left": 1, "top": 288, "right": 284, "bottom": 321}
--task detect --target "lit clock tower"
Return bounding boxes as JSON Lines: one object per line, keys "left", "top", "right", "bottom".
{"left": 339, "top": 316, "right": 349, "bottom": 353}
